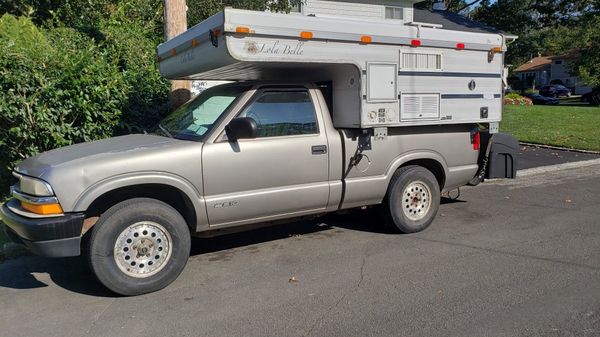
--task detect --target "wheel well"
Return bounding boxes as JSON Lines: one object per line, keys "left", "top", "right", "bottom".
{"left": 85, "top": 184, "right": 197, "bottom": 230}
{"left": 401, "top": 159, "right": 446, "bottom": 189}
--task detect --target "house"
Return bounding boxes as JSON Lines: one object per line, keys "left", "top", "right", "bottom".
{"left": 513, "top": 54, "right": 591, "bottom": 95}
{"left": 289, "top": 0, "right": 516, "bottom": 40}
{"left": 290, "top": 0, "right": 421, "bottom": 23}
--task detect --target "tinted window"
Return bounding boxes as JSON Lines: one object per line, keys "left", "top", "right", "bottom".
{"left": 239, "top": 90, "right": 318, "bottom": 137}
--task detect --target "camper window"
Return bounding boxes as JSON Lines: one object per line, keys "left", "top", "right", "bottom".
{"left": 401, "top": 52, "right": 442, "bottom": 71}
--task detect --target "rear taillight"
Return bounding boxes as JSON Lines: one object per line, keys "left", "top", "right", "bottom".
{"left": 472, "top": 130, "right": 481, "bottom": 150}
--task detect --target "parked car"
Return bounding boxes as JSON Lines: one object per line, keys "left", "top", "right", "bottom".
{"left": 539, "top": 85, "right": 571, "bottom": 98}
{"left": 581, "top": 90, "right": 600, "bottom": 106}
{"left": 524, "top": 93, "right": 560, "bottom": 105}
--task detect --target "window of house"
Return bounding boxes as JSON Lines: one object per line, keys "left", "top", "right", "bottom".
{"left": 289, "top": 1, "right": 302, "bottom": 13}
{"left": 238, "top": 90, "right": 318, "bottom": 137}
{"left": 385, "top": 6, "right": 403, "bottom": 20}
{"left": 401, "top": 52, "right": 442, "bottom": 71}
{"left": 554, "top": 60, "right": 563, "bottom": 65}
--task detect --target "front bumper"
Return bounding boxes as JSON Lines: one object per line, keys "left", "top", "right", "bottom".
{"left": 1, "top": 200, "right": 85, "bottom": 257}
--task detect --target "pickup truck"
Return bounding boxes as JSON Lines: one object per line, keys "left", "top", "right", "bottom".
{"left": 1, "top": 82, "right": 515, "bottom": 295}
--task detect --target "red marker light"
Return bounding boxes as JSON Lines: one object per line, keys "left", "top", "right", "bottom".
{"left": 456, "top": 42, "right": 465, "bottom": 50}
{"left": 411, "top": 39, "right": 421, "bottom": 47}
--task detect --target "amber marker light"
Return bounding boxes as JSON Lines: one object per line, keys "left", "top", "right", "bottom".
{"left": 21, "top": 202, "right": 63, "bottom": 215}
{"left": 236, "top": 26, "right": 250, "bottom": 33}
{"left": 490, "top": 46, "right": 503, "bottom": 53}
{"left": 360, "top": 35, "right": 372, "bottom": 44}
{"left": 300, "top": 31, "right": 314, "bottom": 39}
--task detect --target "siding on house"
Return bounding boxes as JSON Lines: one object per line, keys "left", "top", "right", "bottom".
{"left": 302, "top": 0, "right": 416, "bottom": 22}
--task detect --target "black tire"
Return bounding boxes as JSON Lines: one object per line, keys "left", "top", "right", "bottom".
{"left": 381, "top": 165, "right": 441, "bottom": 233}
{"left": 87, "top": 198, "right": 191, "bottom": 296}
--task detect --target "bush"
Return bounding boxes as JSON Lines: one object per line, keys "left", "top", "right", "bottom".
{"left": 0, "top": 14, "right": 128, "bottom": 192}
{"left": 504, "top": 93, "right": 533, "bottom": 106}
{"left": 99, "top": 1, "right": 170, "bottom": 133}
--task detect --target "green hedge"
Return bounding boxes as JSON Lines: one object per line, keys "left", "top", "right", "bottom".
{"left": 0, "top": 14, "right": 128, "bottom": 190}
{"left": 0, "top": 8, "right": 170, "bottom": 195}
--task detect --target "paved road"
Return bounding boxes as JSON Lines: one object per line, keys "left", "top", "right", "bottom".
{"left": 517, "top": 144, "right": 599, "bottom": 170}
{"left": 1, "top": 163, "right": 599, "bottom": 337}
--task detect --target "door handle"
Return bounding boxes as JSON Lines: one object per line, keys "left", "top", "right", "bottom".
{"left": 311, "top": 145, "right": 327, "bottom": 155}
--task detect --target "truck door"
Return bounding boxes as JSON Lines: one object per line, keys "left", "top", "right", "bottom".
{"left": 201, "top": 87, "right": 330, "bottom": 227}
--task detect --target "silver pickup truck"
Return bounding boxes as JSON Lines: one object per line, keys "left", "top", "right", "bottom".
{"left": 1, "top": 82, "right": 517, "bottom": 295}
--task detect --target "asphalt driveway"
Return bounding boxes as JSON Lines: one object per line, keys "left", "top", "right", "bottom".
{"left": 1, "top": 162, "right": 599, "bottom": 337}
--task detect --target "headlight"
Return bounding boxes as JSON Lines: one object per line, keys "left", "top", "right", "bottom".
{"left": 11, "top": 172, "right": 63, "bottom": 215}
{"left": 14, "top": 173, "right": 54, "bottom": 196}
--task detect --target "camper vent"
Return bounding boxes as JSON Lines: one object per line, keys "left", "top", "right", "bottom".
{"left": 401, "top": 53, "right": 442, "bottom": 70}
{"left": 401, "top": 94, "right": 440, "bottom": 120}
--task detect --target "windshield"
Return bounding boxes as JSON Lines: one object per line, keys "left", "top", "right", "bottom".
{"left": 155, "top": 85, "right": 248, "bottom": 141}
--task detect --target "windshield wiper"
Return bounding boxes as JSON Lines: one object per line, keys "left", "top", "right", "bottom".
{"left": 157, "top": 123, "right": 173, "bottom": 138}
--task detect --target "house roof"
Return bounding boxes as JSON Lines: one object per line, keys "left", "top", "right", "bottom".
{"left": 413, "top": 9, "right": 516, "bottom": 37}
{"left": 513, "top": 56, "right": 552, "bottom": 73}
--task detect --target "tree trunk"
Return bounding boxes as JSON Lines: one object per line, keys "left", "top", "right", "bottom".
{"left": 164, "top": 0, "right": 191, "bottom": 110}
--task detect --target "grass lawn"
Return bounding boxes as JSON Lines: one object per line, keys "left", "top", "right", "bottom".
{"left": 501, "top": 104, "right": 600, "bottom": 151}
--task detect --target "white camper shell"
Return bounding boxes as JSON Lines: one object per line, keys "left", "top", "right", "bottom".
{"left": 157, "top": 8, "right": 507, "bottom": 129}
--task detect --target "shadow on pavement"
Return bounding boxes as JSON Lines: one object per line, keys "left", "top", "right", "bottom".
{"left": 0, "top": 201, "right": 466, "bottom": 296}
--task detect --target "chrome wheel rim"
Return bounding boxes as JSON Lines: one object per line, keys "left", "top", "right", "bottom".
{"left": 401, "top": 181, "right": 432, "bottom": 221}
{"left": 114, "top": 221, "right": 172, "bottom": 278}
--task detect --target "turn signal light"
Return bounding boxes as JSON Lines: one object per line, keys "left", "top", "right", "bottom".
{"left": 191, "top": 39, "right": 199, "bottom": 47}
{"left": 411, "top": 39, "right": 421, "bottom": 47}
{"left": 360, "top": 35, "right": 372, "bottom": 44}
{"left": 235, "top": 26, "right": 250, "bottom": 33}
{"left": 21, "top": 202, "right": 63, "bottom": 215}
{"left": 300, "top": 31, "right": 313, "bottom": 39}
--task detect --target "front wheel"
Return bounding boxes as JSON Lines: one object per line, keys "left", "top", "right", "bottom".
{"left": 87, "top": 198, "right": 191, "bottom": 296}
{"left": 382, "top": 165, "right": 441, "bottom": 233}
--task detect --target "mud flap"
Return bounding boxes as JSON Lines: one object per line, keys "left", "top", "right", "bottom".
{"left": 469, "top": 131, "right": 518, "bottom": 186}
{"left": 485, "top": 133, "right": 518, "bottom": 179}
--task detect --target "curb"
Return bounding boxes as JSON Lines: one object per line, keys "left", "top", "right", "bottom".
{"left": 520, "top": 142, "right": 600, "bottom": 155}
{"left": 517, "top": 158, "right": 600, "bottom": 177}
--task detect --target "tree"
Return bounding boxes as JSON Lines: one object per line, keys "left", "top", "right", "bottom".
{"left": 471, "top": 0, "right": 600, "bottom": 89}
{"left": 164, "top": 0, "right": 191, "bottom": 109}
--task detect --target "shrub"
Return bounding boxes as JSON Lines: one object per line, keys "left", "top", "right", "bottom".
{"left": 0, "top": 14, "right": 128, "bottom": 193}
{"left": 504, "top": 93, "right": 533, "bottom": 106}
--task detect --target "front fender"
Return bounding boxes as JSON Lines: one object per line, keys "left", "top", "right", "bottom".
{"left": 71, "top": 172, "right": 208, "bottom": 231}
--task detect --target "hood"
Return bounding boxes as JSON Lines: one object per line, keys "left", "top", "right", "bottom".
{"left": 15, "top": 134, "right": 176, "bottom": 177}
{"left": 13, "top": 134, "right": 205, "bottom": 212}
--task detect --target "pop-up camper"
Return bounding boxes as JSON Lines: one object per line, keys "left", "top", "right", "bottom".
{"left": 158, "top": 6, "right": 509, "bottom": 130}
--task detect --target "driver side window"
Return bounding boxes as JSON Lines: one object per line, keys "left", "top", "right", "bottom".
{"left": 238, "top": 89, "right": 318, "bottom": 138}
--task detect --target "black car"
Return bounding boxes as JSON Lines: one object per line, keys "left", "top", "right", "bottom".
{"left": 524, "top": 93, "right": 560, "bottom": 105}
{"left": 581, "top": 90, "right": 600, "bottom": 105}
{"left": 539, "top": 85, "right": 571, "bottom": 98}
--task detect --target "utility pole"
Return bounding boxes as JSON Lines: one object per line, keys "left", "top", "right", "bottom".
{"left": 164, "top": 0, "right": 191, "bottom": 110}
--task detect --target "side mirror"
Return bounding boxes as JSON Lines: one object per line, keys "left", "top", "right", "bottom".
{"left": 225, "top": 117, "right": 258, "bottom": 141}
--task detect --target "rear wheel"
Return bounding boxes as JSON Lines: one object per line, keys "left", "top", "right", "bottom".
{"left": 87, "top": 198, "right": 191, "bottom": 296}
{"left": 382, "top": 165, "right": 441, "bottom": 233}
